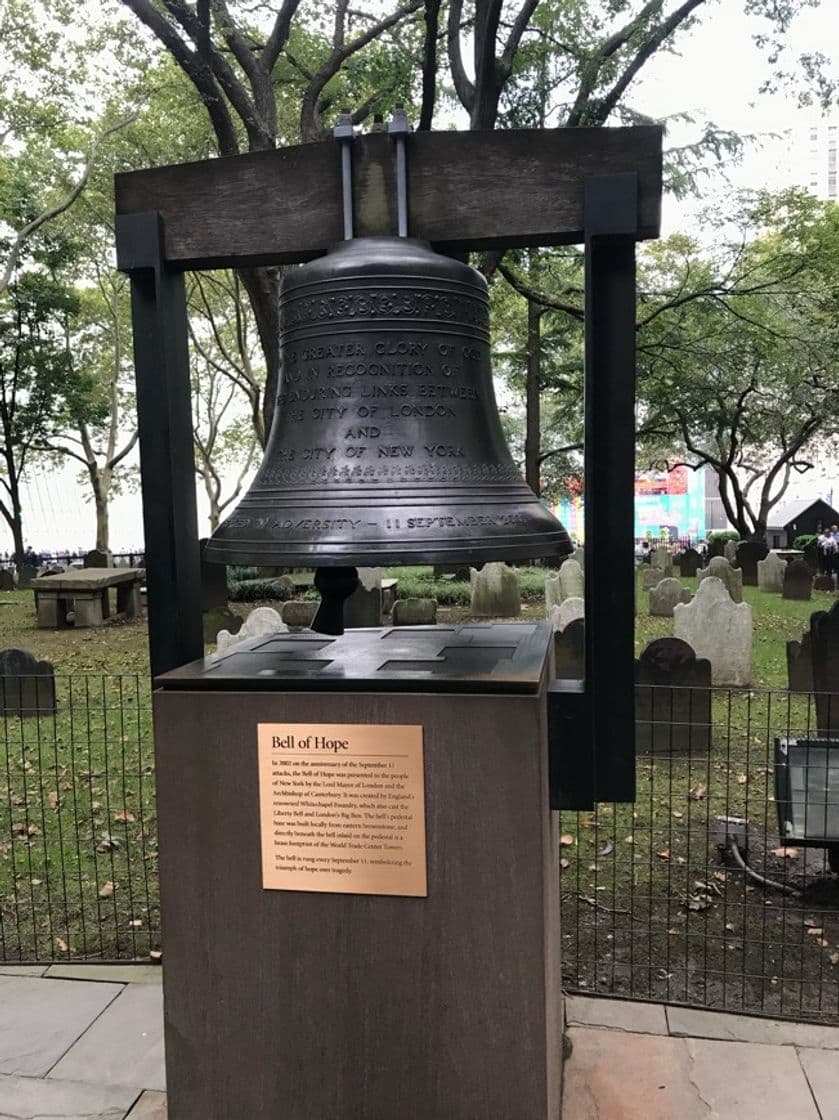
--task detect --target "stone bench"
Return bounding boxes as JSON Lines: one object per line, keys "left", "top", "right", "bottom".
{"left": 31, "top": 568, "right": 144, "bottom": 628}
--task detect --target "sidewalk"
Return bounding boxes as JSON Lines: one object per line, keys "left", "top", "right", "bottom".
{"left": 0, "top": 963, "right": 836, "bottom": 1118}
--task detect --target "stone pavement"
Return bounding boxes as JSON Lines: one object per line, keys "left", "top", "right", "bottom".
{"left": 0, "top": 964, "right": 837, "bottom": 1118}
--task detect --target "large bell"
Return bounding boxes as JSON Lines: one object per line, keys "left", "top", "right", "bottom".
{"left": 205, "top": 237, "right": 571, "bottom": 567}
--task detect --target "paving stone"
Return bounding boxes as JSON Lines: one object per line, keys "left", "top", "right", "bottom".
{"left": 684, "top": 1037, "right": 820, "bottom": 1118}
{"left": 667, "top": 1005, "right": 839, "bottom": 1049}
{"left": 0, "top": 1072, "right": 136, "bottom": 1119}
{"left": 562, "top": 1028, "right": 706, "bottom": 1119}
{"left": 797, "top": 1047, "right": 839, "bottom": 1118}
{"left": 0, "top": 976, "right": 121, "bottom": 1077}
{"left": 45, "top": 965, "right": 162, "bottom": 985}
{"left": 0, "top": 965, "right": 47, "bottom": 977}
{"left": 565, "top": 995, "right": 668, "bottom": 1035}
{"left": 125, "top": 1091, "right": 167, "bottom": 1119}
{"left": 49, "top": 984, "right": 165, "bottom": 1092}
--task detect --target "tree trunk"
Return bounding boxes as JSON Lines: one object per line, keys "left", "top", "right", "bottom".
{"left": 237, "top": 265, "right": 281, "bottom": 444}
{"left": 95, "top": 495, "right": 109, "bottom": 553}
{"left": 524, "top": 297, "right": 542, "bottom": 496}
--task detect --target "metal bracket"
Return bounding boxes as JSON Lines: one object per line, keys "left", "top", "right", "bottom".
{"left": 388, "top": 106, "right": 410, "bottom": 237}
{"left": 333, "top": 109, "right": 355, "bottom": 240}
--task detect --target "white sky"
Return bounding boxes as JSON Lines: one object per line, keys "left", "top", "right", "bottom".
{"left": 10, "top": 1, "right": 839, "bottom": 554}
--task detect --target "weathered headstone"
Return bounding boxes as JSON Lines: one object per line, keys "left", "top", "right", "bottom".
{"left": 199, "top": 538, "right": 228, "bottom": 612}
{"left": 0, "top": 570, "right": 13, "bottom": 591}
{"left": 39, "top": 565, "right": 65, "bottom": 577}
{"left": 344, "top": 567, "right": 382, "bottom": 629}
{"left": 676, "top": 547, "right": 701, "bottom": 578}
{"left": 572, "top": 546, "right": 585, "bottom": 572}
{"left": 724, "top": 539, "right": 738, "bottom": 564}
{"left": 17, "top": 564, "right": 36, "bottom": 589}
{"left": 735, "top": 540, "right": 768, "bottom": 587}
{"left": 783, "top": 558, "right": 813, "bottom": 601}
{"left": 786, "top": 633, "right": 814, "bottom": 693}
{"left": 469, "top": 563, "right": 521, "bottom": 617}
{"left": 811, "top": 600, "right": 839, "bottom": 736}
{"left": 392, "top": 598, "right": 438, "bottom": 626}
{"left": 83, "top": 549, "right": 111, "bottom": 568}
{"left": 548, "top": 596, "right": 584, "bottom": 633}
{"left": 650, "top": 548, "right": 672, "bottom": 576}
{"left": 648, "top": 577, "right": 692, "bottom": 618}
{"left": 696, "top": 556, "right": 743, "bottom": 603}
{"left": 545, "top": 571, "right": 562, "bottom": 613}
{"left": 814, "top": 574, "right": 837, "bottom": 592}
{"left": 554, "top": 617, "right": 584, "bottom": 680}
{"left": 558, "top": 557, "right": 584, "bottom": 601}
{"left": 673, "top": 577, "right": 753, "bottom": 686}
{"left": 641, "top": 568, "right": 661, "bottom": 591}
{"left": 281, "top": 600, "right": 318, "bottom": 629}
{"left": 635, "top": 637, "right": 712, "bottom": 754}
{"left": 0, "top": 648, "right": 56, "bottom": 715}
{"left": 216, "top": 606, "right": 288, "bottom": 651}
{"left": 203, "top": 607, "right": 243, "bottom": 644}
{"left": 757, "top": 552, "right": 786, "bottom": 593}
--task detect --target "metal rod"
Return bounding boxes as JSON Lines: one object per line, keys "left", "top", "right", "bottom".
{"left": 333, "top": 109, "right": 354, "bottom": 240}
{"left": 388, "top": 106, "right": 410, "bottom": 237}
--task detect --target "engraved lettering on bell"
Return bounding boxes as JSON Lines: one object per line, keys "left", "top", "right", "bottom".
{"left": 205, "top": 237, "right": 571, "bottom": 567}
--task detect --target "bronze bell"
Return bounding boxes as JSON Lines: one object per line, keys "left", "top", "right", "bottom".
{"left": 205, "top": 236, "right": 571, "bottom": 568}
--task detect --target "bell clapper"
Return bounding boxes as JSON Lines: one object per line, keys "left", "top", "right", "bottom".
{"left": 312, "top": 567, "right": 360, "bottom": 636}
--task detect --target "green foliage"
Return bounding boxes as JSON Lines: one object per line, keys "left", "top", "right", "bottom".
{"left": 707, "top": 530, "right": 741, "bottom": 543}
{"left": 793, "top": 534, "right": 818, "bottom": 550}
{"left": 228, "top": 577, "right": 294, "bottom": 603}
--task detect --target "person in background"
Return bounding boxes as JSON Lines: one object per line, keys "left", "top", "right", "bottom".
{"left": 818, "top": 528, "right": 835, "bottom": 575}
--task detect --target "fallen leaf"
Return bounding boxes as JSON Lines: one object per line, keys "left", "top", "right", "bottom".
{"left": 625, "top": 835, "right": 634, "bottom": 844}
{"left": 598, "top": 842, "right": 614, "bottom": 856}
{"left": 725, "top": 922, "right": 735, "bottom": 932}
{"left": 560, "top": 834, "right": 574, "bottom": 847}
{"left": 55, "top": 938, "right": 69, "bottom": 953}
{"left": 559, "top": 858, "right": 570, "bottom": 870}
{"left": 91, "top": 801, "right": 102, "bottom": 812}
{"left": 770, "top": 847, "right": 799, "bottom": 859}
{"left": 48, "top": 791, "right": 58, "bottom": 810}
{"left": 713, "top": 871, "right": 727, "bottom": 882}
{"left": 672, "top": 811, "right": 684, "bottom": 819}
{"left": 737, "top": 774, "right": 748, "bottom": 785}
{"left": 829, "top": 952, "right": 839, "bottom": 966}
{"left": 26, "top": 824, "right": 39, "bottom": 836}
{"left": 98, "top": 881, "right": 115, "bottom": 899}
{"left": 658, "top": 849, "right": 671, "bottom": 861}
{"left": 688, "top": 783, "right": 707, "bottom": 801}
{"left": 97, "top": 833, "right": 120, "bottom": 853}
{"left": 149, "top": 950, "right": 162, "bottom": 963}
{"left": 806, "top": 927, "right": 824, "bottom": 937}
{"left": 667, "top": 928, "right": 679, "bottom": 935}
{"left": 10, "top": 822, "right": 25, "bottom": 835}
{"left": 128, "top": 918, "right": 143, "bottom": 928}
{"left": 114, "top": 810, "right": 135, "bottom": 823}
{"left": 818, "top": 938, "right": 830, "bottom": 948}
{"left": 30, "top": 878, "right": 41, "bottom": 886}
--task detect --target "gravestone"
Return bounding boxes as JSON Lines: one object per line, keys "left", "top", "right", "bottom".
{"left": 641, "top": 568, "right": 661, "bottom": 591}
{"left": 83, "top": 549, "right": 111, "bottom": 568}
{"left": 707, "top": 538, "right": 725, "bottom": 559}
{"left": 0, "top": 570, "right": 13, "bottom": 591}
{"left": 723, "top": 539, "right": 737, "bottom": 564}
{"left": 735, "top": 540, "right": 768, "bottom": 587}
{"left": 216, "top": 606, "right": 288, "bottom": 651}
{"left": 0, "top": 648, "right": 56, "bottom": 715}
{"left": 673, "top": 577, "right": 753, "bottom": 686}
{"left": 811, "top": 600, "right": 839, "bottom": 736}
{"left": 558, "top": 557, "right": 584, "bottom": 601}
{"left": 281, "top": 600, "right": 318, "bottom": 629}
{"left": 650, "top": 548, "right": 672, "bottom": 576}
{"left": 39, "top": 565, "right": 65, "bottom": 577}
{"left": 802, "top": 541, "right": 819, "bottom": 573}
{"left": 572, "top": 546, "right": 585, "bottom": 572}
{"left": 757, "top": 552, "right": 786, "bottom": 593}
{"left": 392, "top": 598, "right": 438, "bottom": 626}
{"left": 554, "top": 617, "right": 584, "bottom": 680}
{"left": 676, "top": 547, "right": 701, "bottom": 578}
{"left": 344, "top": 568, "right": 382, "bottom": 629}
{"left": 203, "top": 607, "right": 243, "bottom": 644}
{"left": 200, "top": 538, "right": 228, "bottom": 612}
{"left": 783, "top": 558, "right": 813, "bottom": 601}
{"left": 17, "top": 564, "right": 36, "bottom": 589}
{"left": 648, "top": 577, "right": 692, "bottom": 618}
{"left": 635, "top": 637, "right": 712, "bottom": 754}
{"left": 469, "top": 563, "right": 521, "bottom": 617}
{"left": 814, "top": 574, "right": 837, "bottom": 592}
{"left": 548, "top": 596, "right": 584, "bottom": 633}
{"left": 786, "top": 633, "right": 814, "bottom": 693}
{"left": 545, "top": 571, "right": 562, "bottom": 613}
{"left": 696, "top": 556, "right": 743, "bottom": 603}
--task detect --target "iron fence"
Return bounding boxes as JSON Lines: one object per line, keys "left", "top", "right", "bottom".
{"left": 560, "top": 686, "right": 839, "bottom": 1024}
{"left": 0, "top": 674, "right": 158, "bottom": 963}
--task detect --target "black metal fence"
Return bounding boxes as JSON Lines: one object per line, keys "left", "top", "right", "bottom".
{"left": 0, "top": 674, "right": 158, "bottom": 962}
{"left": 560, "top": 686, "right": 839, "bottom": 1024}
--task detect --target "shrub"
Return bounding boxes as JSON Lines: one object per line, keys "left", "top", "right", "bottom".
{"left": 707, "top": 529, "right": 740, "bottom": 543}
{"left": 793, "top": 534, "right": 818, "bottom": 551}
{"left": 229, "top": 576, "right": 295, "bottom": 602}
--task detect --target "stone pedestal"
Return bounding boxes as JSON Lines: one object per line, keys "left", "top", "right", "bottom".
{"left": 155, "top": 623, "right": 562, "bottom": 1120}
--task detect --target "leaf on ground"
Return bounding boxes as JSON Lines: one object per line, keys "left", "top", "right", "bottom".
{"left": 560, "top": 834, "right": 574, "bottom": 847}
{"left": 55, "top": 938, "right": 69, "bottom": 953}
{"left": 149, "top": 950, "right": 162, "bottom": 963}
{"left": 736, "top": 774, "right": 748, "bottom": 785}
{"left": 658, "top": 849, "right": 671, "bottom": 860}
{"left": 26, "top": 824, "right": 39, "bottom": 836}
{"left": 114, "top": 810, "right": 135, "bottom": 823}
{"left": 672, "top": 811, "right": 684, "bottom": 819}
{"left": 48, "top": 791, "right": 59, "bottom": 810}
{"left": 98, "top": 881, "right": 115, "bottom": 899}
{"left": 688, "top": 783, "right": 707, "bottom": 801}
{"left": 770, "top": 847, "right": 799, "bottom": 858}
{"left": 598, "top": 842, "right": 614, "bottom": 856}
{"left": 713, "top": 870, "right": 727, "bottom": 881}
{"left": 588, "top": 863, "right": 599, "bottom": 873}
{"left": 91, "top": 801, "right": 102, "bottom": 812}
{"left": 829, "top": 952, "right": 839, "bottom": 966}
{"left": 560, "top": 858, "right": 570, "bottom": 870}
{"left": 96, "top": 833, "right": 120, "bottom": 852}
{"left": 806, "top": 927, "right": 824, "bottom": 936}
{"left": 725, "top": 922, "right": 735, "bottom": 932}
{"left": 128, "top": 918, "right": 143, "bottom": 928}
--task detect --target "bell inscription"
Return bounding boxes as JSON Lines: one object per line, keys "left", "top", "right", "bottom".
{"left": 206, "top": 237, "right": 570, "bottom": 567}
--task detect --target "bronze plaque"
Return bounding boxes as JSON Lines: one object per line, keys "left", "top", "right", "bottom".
{"left": 257, "top": 722, "right": 427, "bottom": 897}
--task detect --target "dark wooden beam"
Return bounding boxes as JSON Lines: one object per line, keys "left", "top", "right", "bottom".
{"left": 114, "top": 127, "right": 662, "bottom": 268}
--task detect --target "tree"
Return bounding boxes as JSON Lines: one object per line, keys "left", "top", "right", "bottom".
{"left": 0, "top": 270, "right": 82, "bottom": 563}
{"left": 635, "top": 191, "right": 839, "bottom": 540}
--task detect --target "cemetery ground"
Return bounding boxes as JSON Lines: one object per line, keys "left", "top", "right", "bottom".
{"left": 0, "top": 573, "right": 837, "bottom": 1027}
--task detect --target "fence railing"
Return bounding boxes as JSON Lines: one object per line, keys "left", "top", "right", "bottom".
{"left": 0, "top": 674, "right": 158, "bottom": 963}
{"left": 560, "top": 686, "right": 839, "bottom": 1024}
